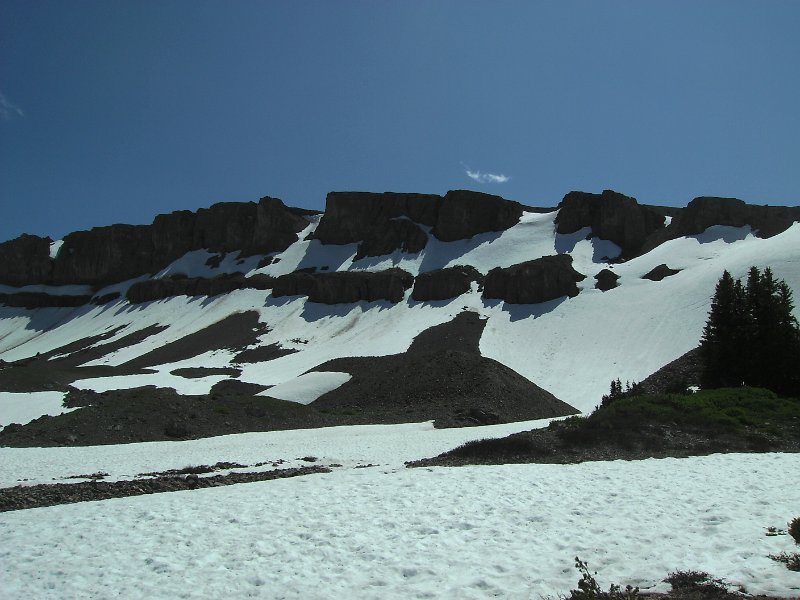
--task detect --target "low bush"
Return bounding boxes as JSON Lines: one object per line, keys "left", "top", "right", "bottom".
{"left": 444, "top": 434, "right": 544, "bottom": 461}
{"left": 567, "top": 557, "right": 638, "bottom": 600}
{"left": 789, "top": 516, "right": 800, "bottom": 545}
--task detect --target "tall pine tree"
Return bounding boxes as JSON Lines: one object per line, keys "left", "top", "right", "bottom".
{"left": 701, "top": 268, "right": 800, "bottom": 395}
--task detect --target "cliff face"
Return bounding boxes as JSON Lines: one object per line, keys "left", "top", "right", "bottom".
{"left": 0, "top": 234, "right": 54, "bottom": 287}
{"left": 641, "top": 197, "right": 800, "bottom": 252}
{"left": 555, "top": 190, "right": 666, "bottom": 258}
{"left": 313, "top": 189, "right": 523, "bottom": 257}
{"left": 2, "top": 188, "right": 798, "bottom": 294}
{"left": 1, "top": 196, "right": 313, "bottom": 287}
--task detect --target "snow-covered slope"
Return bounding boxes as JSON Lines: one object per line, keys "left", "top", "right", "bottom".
{"left": 1, "top": 209, "right": 799, "bottom": 414}
{"left": 0, "top": 206, "right": 800, "bottom": 410}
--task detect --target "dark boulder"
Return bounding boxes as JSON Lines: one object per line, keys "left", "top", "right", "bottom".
{"left": 432, "top": 190, "right": 523, "bottom": 242}
{"left": 272, "top": 268, "right": 414, "bottom": 304}
{"left": 0, "top": 234, "right": 54, "bottom": 286}
{"left": 555, "top": 190, "right": 665, "bottom": 258}
{"left": 411, "top": 266, "right": 483, "bottom": 302}
{"left": 642, "top": 264, "right": 681, "bottom": 281}
{"left": 482, "top": 255, "right": 585, "bottom": 304}
{"left": 594, "top": 269, "right": 620, "bottom": 291}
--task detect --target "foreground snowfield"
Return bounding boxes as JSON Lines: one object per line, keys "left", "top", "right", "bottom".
{"left": 1, "top": 422, "right": 800, "bottom": 599}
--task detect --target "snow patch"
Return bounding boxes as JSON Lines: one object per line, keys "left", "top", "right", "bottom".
{"left": 258, "top": 371, "right": 352, "bottom": 404}
{"left": 0, "top": 391, "right": 75, "bottom": 428}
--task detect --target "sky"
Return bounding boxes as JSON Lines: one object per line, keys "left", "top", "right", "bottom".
{"left": 1, "top": 1, "right": 798, "bottom": 243}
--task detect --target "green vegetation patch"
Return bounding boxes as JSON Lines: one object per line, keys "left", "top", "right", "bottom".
{"left": 557, "top": 387, "right": 800, "bottom": 441}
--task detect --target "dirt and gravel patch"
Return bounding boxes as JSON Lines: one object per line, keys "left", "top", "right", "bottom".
{"left": 0, "top": 465, "right": 331, "bottom": 512}
{"left": 0, "top": 311, "right": 578, "bottom": 446}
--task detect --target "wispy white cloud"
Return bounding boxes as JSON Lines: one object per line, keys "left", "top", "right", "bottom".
{"left": 0, "top": 92, "right": 24, "bottom": 120}
{"left": 462, "top": 163, "right": 510, "bottom": 184}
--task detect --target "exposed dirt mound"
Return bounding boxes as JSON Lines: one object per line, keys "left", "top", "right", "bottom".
{"left": 0, "top": 386, "right": 335, "bottom": 447}
{"left": 122, "top": 311, "right": 267, "bottom": 369}
{"left": 312, "top": 311, "right": 577, "bottom": 427}
{"left": 0, "top": 311, "right": 575, "bottom": 446}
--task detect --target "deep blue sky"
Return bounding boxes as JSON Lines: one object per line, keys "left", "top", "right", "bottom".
{"left": 1, "top": 1, "right": 798, "bottom": 243}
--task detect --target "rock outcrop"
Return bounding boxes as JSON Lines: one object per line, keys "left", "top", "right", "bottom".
{"left": 641, "top": 197, "right": 800, "bottom": 252}
{"left": 1, "top": 197, "right": 313, "bottom": 287}
{"left": 431, "top": 190, "right": 523, "bottom": 242}
{"left": 126, "top": 274, "right": 275, "bottom": 304}
{"left": 555, "top": 190, "right": 666, "bottom": 258}
{"left": 642, "top": 264, "right": 681, "bottom": 281}
{"left": 411, "top": 266, "right": 483, "bottom": 302}
{"left": 314, "top": 190, "right": 523, "bottom": 257}
{"left": 482, "top": 255, "right": 585, "bottom": 304}
{"left": 0, "top": 234, "right": 54, "bottom": 287}
{"left": 594, "top": 269, "right": 619, "bottom": 291}
{"left": 272, "top": 268, "right": 414, "bottom": 304}
{"left": 355, "top": 218, "right": 429, "bottom": 259}
{"left": 0, "top": 292, "right": 93, "bottom": 309}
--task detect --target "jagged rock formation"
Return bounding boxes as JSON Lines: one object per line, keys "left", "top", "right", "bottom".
{"left": 555, "top": 190, "right": 666, "bottom": 258}
{"left": 594, "top": 269, "right": 619, "bottom": 291}
{"left": 272, "top": 268, "right": 414, "bottom": 304}
{"left": 313, "top": 189, "right": 523, "bottom": 256}
{"left": 0, "top": 197, "right": 313, "bottom": 287}
{"left": 432, "top": 189, "right": 523, "bottom": 242}
{"left": 642, "top": 264, "right": 681, "bottom": 281}
{"left": 411, "top": 266, "right": 483, "bottom": 302}
{"left": 482, "top": 255, "right": 585, "bottom": 304}
{"left": 0, "top": 234, "right": 54, "bottom": 287}
{"left": 126, "top": 274, "right": 275, "bottom": 304}
{"left": 641, "top": 196, "right": 800, "bottom": 252}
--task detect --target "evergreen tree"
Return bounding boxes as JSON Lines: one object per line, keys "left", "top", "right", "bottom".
{"left": 701, "top": 268, "right": 800, "bottom": 395}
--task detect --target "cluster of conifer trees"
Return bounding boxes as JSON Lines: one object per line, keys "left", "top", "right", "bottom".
{"left": 700, "top": 267, "right": 800, "bottom": 395}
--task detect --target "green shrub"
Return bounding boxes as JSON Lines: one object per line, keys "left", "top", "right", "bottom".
{"left": 789, "top": 516, "right": 800, "bottom": 545}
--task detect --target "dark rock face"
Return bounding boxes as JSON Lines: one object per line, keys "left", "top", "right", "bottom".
{"left": 641, "top": 197, "right": 800, "bottom": 252}
{"left": 0, "top": 234, "right": 54, "bottom": 286}
{"left": 555, "top": 190, "right": 665, "bottom": 257}
{"left": 482, "top": 255, "right": 585, "bottom": 304}
{"left": 355, "top": 218, "right": 428, "bottom": 259}
{"left": 411, "top": 266, "right": 483, "bottom": 302}
{"left": 272, "top": 268, "right": 414, "bottom": 304}
{"left": 594, "top": 269, "right": 620, "bottom": 291}
{"left": 0, "top": 292, "right": 92, "bottom": 309}
{"left": 676, "top": 196, "right": 800, "bottom": 237}
{"left": 642, "top": 264, "right": 681, "bottom": 281}
{"left": 52, "top": 224, "right": 156, "bottom": 286}
{"left": 432, "top": 190, "right": 523, "bottom": 242}
{"left": 313, "top": 192, "right": 441, "bottom": 246}
{"left": 126, "top": 274, "right": 275, "bottom": 304}
{"left": 314, "top": 189, "right": 523, "bottom": 256}
{"left": 2, "top": 196, "right": 312, "bottom": 287}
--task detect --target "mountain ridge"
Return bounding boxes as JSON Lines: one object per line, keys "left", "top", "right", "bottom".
{"left": 1, "top": 187, "right": 799, "bottom": 438}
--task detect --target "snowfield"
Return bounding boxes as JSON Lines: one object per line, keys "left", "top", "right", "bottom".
{"left": 2, "top": 217, "right": 799, "bottom": 414}
{"left": 1, "top": 443, "right": 799, "bottom": 599}
{"left": 2, "top": 212, "right": 800, "bottom": 598}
